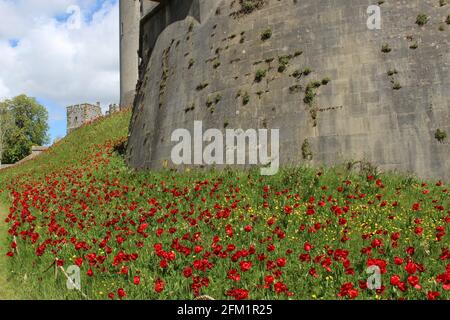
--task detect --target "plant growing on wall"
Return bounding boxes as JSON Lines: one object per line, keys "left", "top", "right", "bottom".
{"left": 301, "top": 139, "right": 313, "bottom": 160}
{"left": 392, "top": 82, "right": 402, "bottom": 90}
{"left": 239, "top": 0, "right": 266, "bottom": 14}
{"left": 304, "top": 85, "right": 317, "bottom": 105}
{"left": 416, "top": 14, "right": 429, "bottom": 26}
{"left": 289, "top": 84, "right": 302, "bottom": 93}
{"left": 321, "top": 77, "right": 331, "bottom": 85}
{"left": 206, "top": 96, "right": 214, "bottom": 108}
{"left": 292, "top": 68, "right": 312, "bottom": 79}
{"left": 261, "top": 28, "right": 272, "bottom": 40}
{"left": 242, "top": 92, "right": 250, "bottom": 105}
{"left": 255, "top": 69, "right": 267, "bottom": 82}
{"left": 409, "top": 42, "right": 418, "bottom": 49}
{"left": 188, "top": 21, "right": 194, "bottom": 32}
{"left": 278, "top": 55, "right": 291, "bottom": 72}
{"left": 188, "top": 58, "right": 195, "bottom": 69}
{"left": 196, "top": 82, "right": 209, "bottom": 91}
{"left": 435, "top": 129, "right": 447, "bottom": 142}
{"left": 303, "top": 78, "right": 330, "bottom": 127}
{"left": 184, "top": 103, "right": 195, "bottom": 113}
{"left": 387, "top": 69, "right": 398, "bottom": 76}
{"left": 381, "top": 43, "right": 392, "bottom": 53}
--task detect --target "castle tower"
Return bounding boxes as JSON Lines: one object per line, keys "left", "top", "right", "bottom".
{"left": 66, "top": 103, "right": 102, "bottom": 133}
{"left": 119, "top": 0, "right": 141, "bottom": 108}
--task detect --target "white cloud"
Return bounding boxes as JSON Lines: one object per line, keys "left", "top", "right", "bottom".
{"left": 0, "top": 0, "right": 119, "bottom": 111}
{"left": 0, "top": 78, "right": 10, "bottom": 98}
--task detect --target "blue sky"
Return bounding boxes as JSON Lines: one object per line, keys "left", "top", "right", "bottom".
{"left": 56, "top": 0, "right": 117, "bottom": 23}
{"left": 0, "top": 0, "right": 120, "bottom": 144}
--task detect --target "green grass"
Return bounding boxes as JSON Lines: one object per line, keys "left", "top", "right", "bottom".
{"left": 0, "top": 110, "right": 131, "bottom": 182}
{"left": 0, "top": 110, "right": 132, "bottom": 299}
{"left": 0, "top": 201, "right": 20, "bottom": 299}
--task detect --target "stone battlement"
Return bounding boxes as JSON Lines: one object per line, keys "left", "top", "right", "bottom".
{"left": 66, "top": 102, "right": 102, "bottom": 133}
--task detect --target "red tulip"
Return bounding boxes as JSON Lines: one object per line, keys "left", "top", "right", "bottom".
{"left": 405, "top": 261, "right": 417, "bottom": 275}
{"left": 154, "top": 279, "right": 165, "bottom": 293}
{"left": 304, "top": 242, "right": 313, "bottom": 251}
{"left": 117, "top": 288, "right": 126, "bottom": 299}
{"left": 276, "top": 258, "right": 286, "bottom": 268}
{"left": 239, "top": 261, "right": 252, "bottom": 272}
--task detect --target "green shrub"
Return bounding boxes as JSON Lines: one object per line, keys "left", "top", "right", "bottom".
{"left": 321, "top": 77, "right": 331, "bottom": 85}
{"left": 311, "top": 81, "right": 322, "bottom": 89}
{"left": 242, "top": 92, "right": 250, "bottom": 105}
{"left": 303, "top": 68, "right": 312, "bottom": 76}
{"left": 416, "top": 14, "right": 428, "bottom": 26}
{"left": 240, "top": 0, "right": 266, "bottom": 14}
{"left": 255, "top": 69, "right": 267, "bottom": 82}
{"left": 242, "top": 1, "right": 256, "bottom": 13}
{"left": 278, "top": 56, "right": 290, "bottom": 72}
{"left": 261, "top": 28, "right": 272, "bottom": 40}
{"left": 381, "top": 43, "right": 392, "bottom": 53}
{"left": 435, "top": 129, "right": 447, "bottom": 142}
{"left": 304, "top": 86, "right": 316, "bottom": 105}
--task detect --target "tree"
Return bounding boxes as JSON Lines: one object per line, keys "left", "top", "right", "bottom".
{"left": 0, "top": 104, "right": 14, "bottom": 165}
{"left": 0, "top": 95, "right": 49, "bottom": 164}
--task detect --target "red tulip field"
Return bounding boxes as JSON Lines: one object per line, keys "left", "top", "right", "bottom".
{"left": 0, "top": 110, "right": 449, "bottom": 300}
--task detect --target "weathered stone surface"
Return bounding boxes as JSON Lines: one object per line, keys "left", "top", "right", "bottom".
{"left": 119, "top": 0, "right": 141, "bottom": 107}
{"left": 66, "top": 103, "right": 102, "bottom": 133}
{"left": 126, "top": 0, "right": 450, "bottom": 180}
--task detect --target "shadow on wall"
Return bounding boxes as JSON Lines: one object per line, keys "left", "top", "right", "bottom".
{"left": 139, "top": 0, "right": 220, "bottom": 67}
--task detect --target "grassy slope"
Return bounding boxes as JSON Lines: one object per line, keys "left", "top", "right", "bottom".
{"left": 0, "top": 201, "right": 19, "bottom": 299}
{"left": 0, "top": 111, "right": 131, "bottom": 299}
{"left": 0, "top": 110, "right": 131, "bottom": 182}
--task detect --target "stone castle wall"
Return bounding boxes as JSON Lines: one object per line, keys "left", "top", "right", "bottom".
{"left": 67, "top": 103, "right": 102, "bottom": 133}
{"left": 126, "top": 0, "right": 450, "bottom": 180}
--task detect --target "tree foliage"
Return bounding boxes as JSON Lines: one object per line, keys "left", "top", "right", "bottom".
{"left": 0, "top": 95, "right": 49, "bottom": 164}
